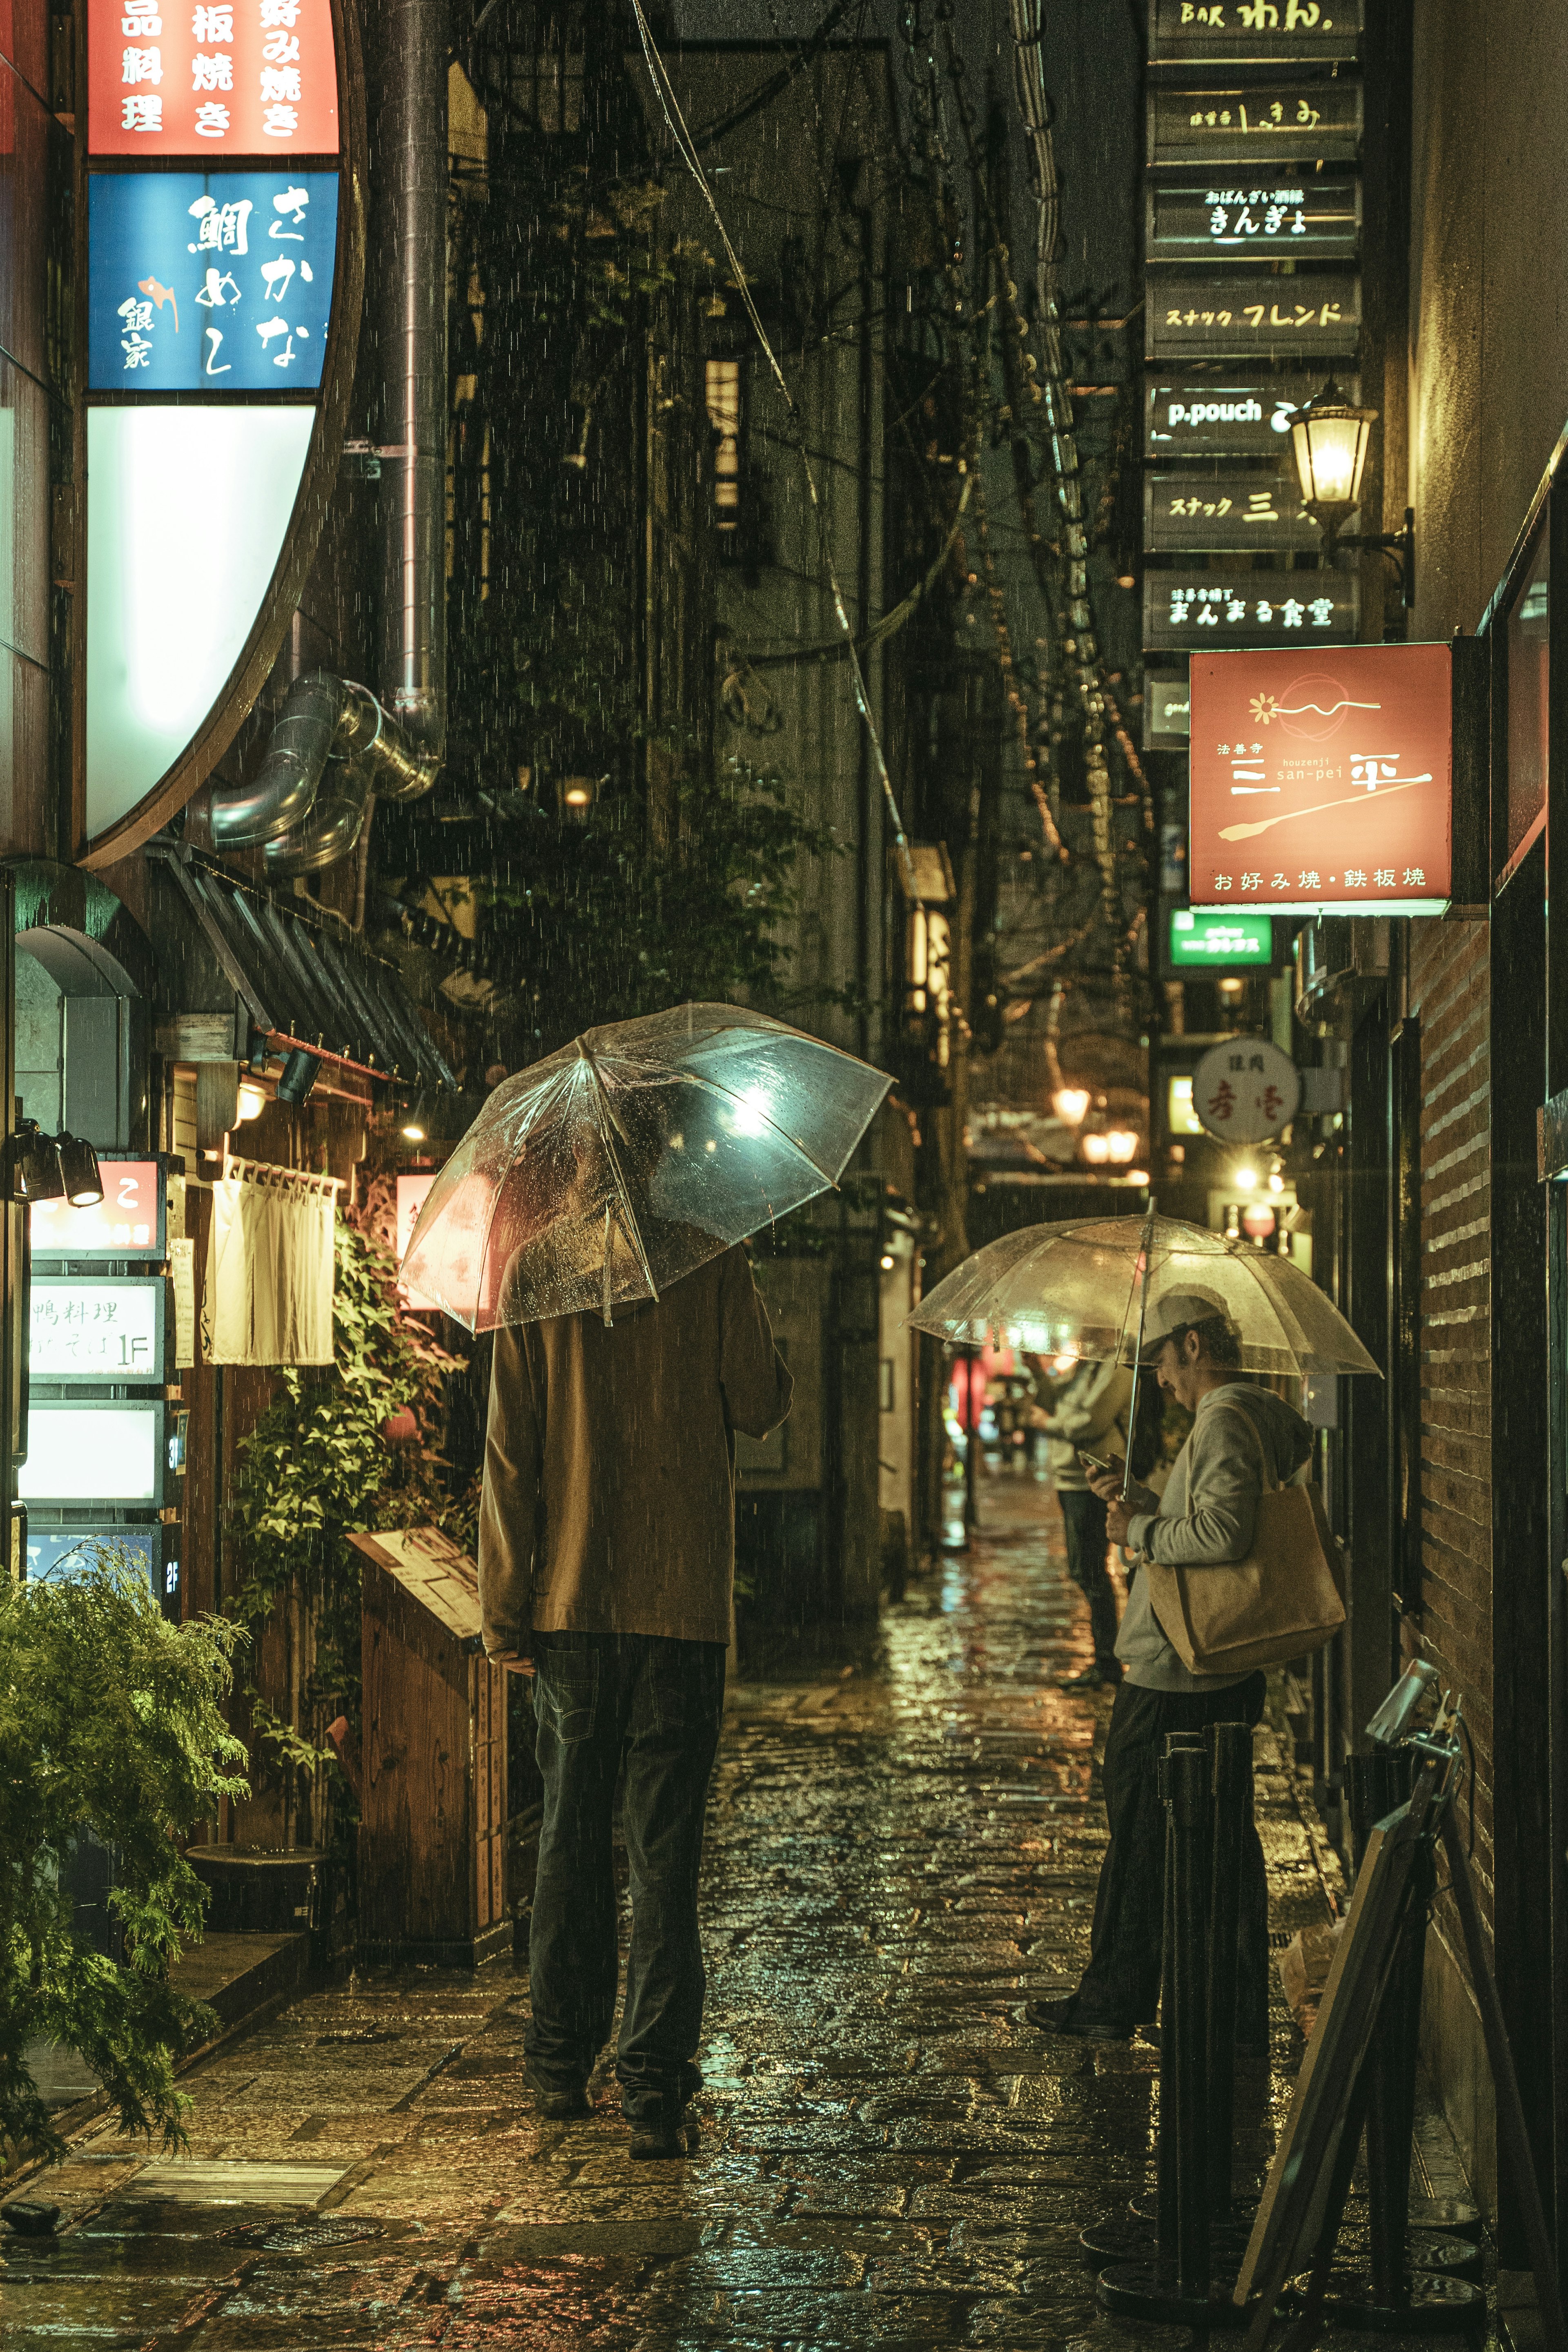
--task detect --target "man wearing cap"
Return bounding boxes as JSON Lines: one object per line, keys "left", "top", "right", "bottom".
{"left": 1025, "top": 1290, "right": 1313, "bottom": 2044}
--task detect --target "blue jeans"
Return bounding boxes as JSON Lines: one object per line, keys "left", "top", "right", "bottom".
{"left": 526, "top": 1630, "right": 726, "bottom": 2121}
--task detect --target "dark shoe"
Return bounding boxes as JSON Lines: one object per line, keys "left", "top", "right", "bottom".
{"left": 530, "top": 2080, "right": 590, "bottom": 2119}
{"left": 1060, "top": 1662, "right": 1123, "bottom": 1690}
{"left": 1025, "top": 1994, "right": 1133, "bottom": 2039}
{"left": 628, "top": 2107, "right": 700, "bottom": 2160}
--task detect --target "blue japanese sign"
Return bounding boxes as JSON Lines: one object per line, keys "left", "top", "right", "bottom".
{"left": 88, "top": 169, "right": 337, "bottom": 391}
{"left": 26, "top": 1525, "right": 162, "bottom": 1595}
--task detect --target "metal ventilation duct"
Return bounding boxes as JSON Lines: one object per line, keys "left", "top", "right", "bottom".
{"left": 203, "top": 0, "right": 448, "bottom": 871}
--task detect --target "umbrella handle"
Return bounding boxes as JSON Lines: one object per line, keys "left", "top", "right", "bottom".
{"left": 1123, "top": 1206, "right": 1156, "bottom": 1507}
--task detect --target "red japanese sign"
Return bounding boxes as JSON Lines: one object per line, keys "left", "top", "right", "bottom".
{"left": 1189, "top": 642, "right": 1454, "bottom": 910}
{"left": 30, "top": 1160, "right": 164, "bottom": 1257}
{"left": 88, "top": 0, "right": 338, "bottom": 156}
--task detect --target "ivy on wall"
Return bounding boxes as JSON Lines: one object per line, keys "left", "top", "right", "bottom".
{"left": 224, "top": 1215, "right": 475, "bottom": 1818}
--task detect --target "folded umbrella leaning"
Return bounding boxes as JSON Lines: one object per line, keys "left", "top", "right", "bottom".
{"left": 400, "top": 1002, "right": 892, "bottom": 1330}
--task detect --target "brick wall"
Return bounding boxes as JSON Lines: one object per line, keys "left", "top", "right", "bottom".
{"left": 1407, "top": 915, "right": 1495, "bottom": 2205}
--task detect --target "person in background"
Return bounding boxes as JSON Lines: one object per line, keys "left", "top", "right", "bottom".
{"left": 478, "top": 1244, "right": 792, "bottom": 2159}
{"left": 1032, "top": 1353, "right": 1134, "bottom": 1690}
{"left": 1026, "top": 1290, "right": 1312, "bottom": 2045}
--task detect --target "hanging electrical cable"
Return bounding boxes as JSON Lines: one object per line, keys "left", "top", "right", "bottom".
{"left": 936, "top": 8, "right": 1152, "bottom": 1013}
{"left": 628, "top": 0, "right": 920, "bottom": 902}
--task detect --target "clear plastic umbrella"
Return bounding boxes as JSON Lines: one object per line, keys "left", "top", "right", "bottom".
{"left": 908, "top": 1211, "right": 1382, "bottom": 1382}
{"left": 400, "top": 1003, "right": 891, "bottom": 1331}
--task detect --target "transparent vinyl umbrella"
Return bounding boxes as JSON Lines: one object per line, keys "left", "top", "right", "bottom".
{"left": 400, "top": 1002, "right": 891, "bottom": 1331}
{"left": 907, "top": 1211, "right": 1382, "bottom": 1383}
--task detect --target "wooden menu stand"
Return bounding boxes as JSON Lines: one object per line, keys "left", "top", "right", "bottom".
{"left": 1234, "top": 1723, "right": 1568, "bottom": 2352}
{"left": 352, "top": 1526, "right": 510, "bottom": 1968}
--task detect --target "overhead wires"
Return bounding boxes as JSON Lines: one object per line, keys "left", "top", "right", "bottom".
{"left": 628, "top": 0, "right": 921, "bottom": 901}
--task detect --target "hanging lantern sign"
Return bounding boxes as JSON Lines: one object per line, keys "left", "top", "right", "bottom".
{"left": 79, "top": 0, "right": 364, "bottom": 868}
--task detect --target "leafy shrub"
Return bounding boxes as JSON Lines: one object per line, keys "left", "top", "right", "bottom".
{"left": 0, "top": 1548, "right": 248, "bottom": 2166}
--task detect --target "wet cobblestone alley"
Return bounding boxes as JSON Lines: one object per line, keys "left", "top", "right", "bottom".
{"left": 4, "top": 1487, "right": 1435, "bottom": 2349}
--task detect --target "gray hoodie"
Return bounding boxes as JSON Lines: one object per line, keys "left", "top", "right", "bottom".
{"left": 1116, "top": 1381, "right": 1315, "bottom": 1693}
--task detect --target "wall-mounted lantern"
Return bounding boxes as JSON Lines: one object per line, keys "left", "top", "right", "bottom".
{"left": 1286, "top": 379, "right": 1415, "bottom": 607}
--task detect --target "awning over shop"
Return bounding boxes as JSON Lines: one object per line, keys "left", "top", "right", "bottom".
{"left": 149, "top": 845, "right": 457, "bottom": 1091}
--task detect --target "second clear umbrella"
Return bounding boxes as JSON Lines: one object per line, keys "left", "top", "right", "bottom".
{"left": 909, "top": 1211, "right": 1382, "bottom": 1380}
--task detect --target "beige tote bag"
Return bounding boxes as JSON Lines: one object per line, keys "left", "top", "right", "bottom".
{"left": 1144, "top": 1406, "right": 1346, "bottom": 1677}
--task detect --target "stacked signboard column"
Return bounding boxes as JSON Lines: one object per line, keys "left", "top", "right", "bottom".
{"left": 1143, "top": 0, "right": 1363, "bottom": 727}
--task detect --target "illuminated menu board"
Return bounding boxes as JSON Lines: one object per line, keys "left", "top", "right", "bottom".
{"left": 89, "top": 170, "right": 338, "bottom": 391}
{"left": 1144, "top": 467, "right": 1315, "bottom": 552}
{"left": 1145, "top": 570, "right": 1358, "bottom": 651}
{"left": 1147, "top": 0, "right": 1362, "bottom": 64}
{"left": 19, "top": 1405, "right": 166, "bottom": 1504}
{"left": 88, "top": 0, "right": 337, "bottom": 156}
{"left": 31, "top": 1279, "right": 166, "bottom": 1380}
{"left": 30, "top": 1160, "right": 165, "bottom": 1259}
{"left": 1147, "top": 176, "right": 1360, "bottom": 263}
{"left": 1147, "top": 83, "right": 1363, "bottom": 166}
{"left": 1144, "top": 372, "right": 1360, "bottom": 458}
{"left": 1147, "top": 272, "right": 1361, "bottom": 359}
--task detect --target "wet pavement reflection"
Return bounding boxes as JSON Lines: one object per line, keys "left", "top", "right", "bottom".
{"left": 1, "top": 1483, "right": 1490, "bottom": 2348}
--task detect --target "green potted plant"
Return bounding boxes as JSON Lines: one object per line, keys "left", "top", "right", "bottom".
{"left": 0, "top": 1546, "right": 248, "bottom": 2169}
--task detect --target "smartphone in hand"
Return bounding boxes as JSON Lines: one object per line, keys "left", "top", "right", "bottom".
{"left": 1078, "top": 1449, "right": 1125, "bottom": 1477}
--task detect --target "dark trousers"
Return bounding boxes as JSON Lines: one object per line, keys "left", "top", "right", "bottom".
{"left": 1059, "top": 1487, "right": 1120, "bottom": 1670}
{"left": 526, "top": 1630, "right": 726, "bottom": 2121}
{"left": 1071, "top": 1671, "right": 1270, "bottom": 2038}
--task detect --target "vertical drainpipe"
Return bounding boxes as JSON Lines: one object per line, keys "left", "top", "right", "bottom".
{"left": 377, "top": 0, "right": 448, "bottom": 769}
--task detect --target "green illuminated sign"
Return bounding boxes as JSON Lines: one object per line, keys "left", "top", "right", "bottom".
{"left": 1169, "top": 910, "right": 1272, "bottom": 967}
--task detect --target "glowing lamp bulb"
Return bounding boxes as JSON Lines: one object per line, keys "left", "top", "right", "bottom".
{"left": 401, "top": 1121, "right": 426, "bottom": 1142}
{"left": 1235, "top": 1164, "right": 1258, "bottom": 1190}
{"left": 236, "top": 1080, "right": 267, "bottom": 1122}
{"left": 1052, "top": 1086, "right": 1091, "bottom": 1126}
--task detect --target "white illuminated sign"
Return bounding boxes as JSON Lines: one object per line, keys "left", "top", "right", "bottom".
{"left": 86, "top": 406, "right": 315, "bottom": 840}
{"left": 19, "top": 1403, "right": 164, "bottom": 1503}
{"left": 31, "top": 1280, "right": 164, "bottom": 1380}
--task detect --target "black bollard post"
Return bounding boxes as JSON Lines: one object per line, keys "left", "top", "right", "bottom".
{"left": 1205, "top": 1721, "right": 1251, "bottom": 2219}
{"left": 1157, "top": 1734, "right": 1208, "bottom": 2272}
{"left": 1169, "top": 1740, "right": 1212, "bottom": 2302}
{"left": 1096, "top": 1735, "right": 1232, "bottom": 2326}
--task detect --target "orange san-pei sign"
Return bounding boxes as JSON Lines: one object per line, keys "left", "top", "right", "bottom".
{"left": 1189, "top": 642, "right": 1456, "bottom": 914}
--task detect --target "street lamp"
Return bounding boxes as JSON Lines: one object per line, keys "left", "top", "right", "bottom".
{"left": 1286, "top": 378, "right": 1415, "bottom": 607}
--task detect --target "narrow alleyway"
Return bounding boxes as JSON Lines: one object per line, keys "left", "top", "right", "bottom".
{"left": 6, "top": 1489, "right": 1441, "bottom": 2350}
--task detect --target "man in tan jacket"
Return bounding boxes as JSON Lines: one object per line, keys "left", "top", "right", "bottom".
{"left": 478, "top": 1243, "right": 792, "bottom": 2158}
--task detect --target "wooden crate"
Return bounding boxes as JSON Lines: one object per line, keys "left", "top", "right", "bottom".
{"left": 352, "top": 1526, "right": 510, "bottom": 1966}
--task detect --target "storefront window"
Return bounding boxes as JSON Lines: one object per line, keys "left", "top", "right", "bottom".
{"left": 1505, "top": 521, "right": 1550, "bottom": 869}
